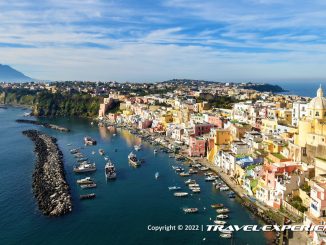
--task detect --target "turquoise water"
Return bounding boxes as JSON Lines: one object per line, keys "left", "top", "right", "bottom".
{"left": 0, "top": 107, "right": 272, "bottom": 245}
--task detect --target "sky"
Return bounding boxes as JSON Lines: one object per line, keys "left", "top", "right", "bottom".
{"left": 1, "top": 0, "right": 326, "bottom": 82}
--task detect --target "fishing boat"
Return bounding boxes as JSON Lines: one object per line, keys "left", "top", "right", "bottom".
{"left": 128, "top": 152, "right": 140, "bottom": 167}
{"left": 220, "top": 233, "right": 232, "bottom": 239}
{"left": 80, "top": 183, "right": 97, "bottom": 189}
{"left": 84, "top": 136, "right": 97, "bottom": 145}
{"left": 183, "top": 208, "right": 198, "bottom": 213}
{"left": 105, "top": 160, "right": 117, "bottom": 179}
{"left": 174, "top": 192, "right": 189, "bottom": 197}
{"left": 216, "top": 214, "right": 228, "bottom": 219}
{"left": 77, "top": 177, "right": 94, "bottom": 184}
{"left": 155, "top": 172, "right": 159, "bottom": 179}
{"left": 99, "top": 149, "right": 105, "bottom": 155}
{"left": 168, "top": 186, "right": 181, "bottom": 191}
{"left": 216, "top": 208, "right": 230, "bottom": 214}
{"left": 179, "top": 172, "right": 190, "bottom": 177}
{"left": 73, "top": 162, "right": 96, "bottom": 173}
{"left": 214, "top": 220, "right": 227, "bottom": 225}
{"left": 80, "top": 193, "right": 96, "bottom": 200}
{"left": 211, "top": 203, "right": 224, "bottom": 209}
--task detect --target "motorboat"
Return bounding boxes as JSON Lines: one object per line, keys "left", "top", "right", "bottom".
{"left": 179, "top": 172, "right": 190, "bottom": 177}
{"left": 211, "top": 203, "right": 224, "bottom": 209}
{"left": 183, "top": 208, "right": 198, "bottom": 213}
{"left": 174, "top": 192, "right": 189, "bottom": 197}
{"left": 168, "top": 186, "right": 181, "bottom": 191}
{"left": 220, "top": 233, "right": 232, "bottom": 239}
{"left": 105, "top": 160, "right": 117, "bottom": 179}
{"left": 214, "top": 220, "right": 227, "bottom": 225}
{"left": 128, "top": 152, "right": 140, "bottom": 167}
{"left": 80, "top": 183, "right": 97, "bottom": 189}
{"left": 73, "top": 162, "right": 96, "bottom": 173}
{"left": 216, "top": 208, "right": 230, "bottom": 214}
{"left": 77, "top": 177, "right": 94, "bottom": 185}
{"left": 84, "top": 136, "right": 97, "bottom": 145}
{"left": 216, "top": 214, "right": 228, "bottom": 219}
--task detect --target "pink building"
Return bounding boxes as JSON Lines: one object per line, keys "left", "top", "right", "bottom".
{"left": 207, "top": 116, "right": 225, "bottom": 128}
{"left": 138, "top": 119, "right": 152, "bottom": 129}
{"left": 193, "top": 123, "right": 213, "bottom": 137}
{"left": 189, "top": 136, "right": 207, "bottom": 157}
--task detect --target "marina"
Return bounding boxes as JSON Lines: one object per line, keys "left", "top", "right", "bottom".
{"left": 0, "top": 108, "right": 273, "bottom": 245}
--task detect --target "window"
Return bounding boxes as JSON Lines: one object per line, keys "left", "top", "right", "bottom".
{"left": 316, "top": 112, "right": 320, "bottom": 116}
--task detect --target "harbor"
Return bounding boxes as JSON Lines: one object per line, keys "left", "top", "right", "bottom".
{"left": 0, "top": 108, "right": 273, "bottom": 245}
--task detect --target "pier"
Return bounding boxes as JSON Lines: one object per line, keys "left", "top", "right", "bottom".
{"left": 23, "top": 130, "right": 72, "bottom": 216}
{"left": 17, "top": 119, "right": 70, "bottom": 132}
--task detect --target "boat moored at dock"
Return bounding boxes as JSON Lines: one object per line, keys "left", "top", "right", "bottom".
{"left": 128, "top": 152, "right": 140, "bottom": 167}
{"left": 73, "top": 162, "right": 96, "bottom": 173}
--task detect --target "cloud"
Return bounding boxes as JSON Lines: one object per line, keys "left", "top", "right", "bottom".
{"left": 0, "top": 0, "right": 326, "bottom": 81}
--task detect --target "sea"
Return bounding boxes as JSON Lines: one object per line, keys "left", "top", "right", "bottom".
{"left": 0, "top": 107, "right": 274, "bottom": 245}
{"left": 271, "top": 81, "right": 326, "bottom": 97}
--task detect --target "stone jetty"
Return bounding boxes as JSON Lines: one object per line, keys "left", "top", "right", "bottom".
{"left": 17, "top": 119, "right": 70, "bottom": 132}
{"left": 23, "top": 130, "right": 72, "bottom": 216}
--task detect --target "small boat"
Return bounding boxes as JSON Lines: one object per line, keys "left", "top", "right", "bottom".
{"left": 105, "top": 160, "right": 117, "bottom": 180}
{"left": 128, "top": 152, "right": 140, "bottom": 167}
{"left": 200, "top": 166, "right": 209, "bottom": 171}
{"left": 113, "top": 133, "right": 116, "bottom": 136}
{"left": 216, "top": 214, "right": 228, "bottom": 219}
{"left": 154, "top": 149, "right": 158, "bottom": 154}
{"left": 211, "top": 203, "right": 224, "bottom": 209}
{"left": 77, "top": 177, "right": 94, "bottom": 185}
{"left": 168, "top": 186, "right": 181, "bottom": 191}
{"left": 67, "top": 143, "right": 72, "bottom": 146}
{"left": 220, "top": 186, "right": 230, "bottom": 191}
{"left": 214, "top": 220, "right": 227, "bottom": 225}
{"left": 92, "top": 151, "right": 95, "bottom": 155}
{"left": 216, "top": 208, "right": 230, "bottom": 214}
{"left": 172, "top": 166, "right": 179, "bottom": 170}
{"left": 99, "top": 149, "right": 105, "bottom": 155}
{"left": 84, "top": 136, "right": 97, "bottom": 145}
{"left": 155, "top": 172, "right": 159, "bottom": 179}
{"left": 189, "top": 168, "right": 198, "bottom": 174}
{"left": 70, "top": 149, "right": 79, "bottom": 154}
{"left": 134, "top": 145, "right": 141, "bottom": 151}
{"left": 185, "top": 179, "right": 196, "bottom": 185}
{"left": 205, "top": 176, "right": 217, "bottom": 181}
{"left": 220, "top": 229, "right": 232, "bottom": 234}
{"left": 188, "top": 183, "right": 199, "bottom": 188}
{"left": 174, "top": 192, "right": 188, "bottom": 197}
{"left": 191, "top": 188, "right": 201, "bottom": 193}
{"left": 220, "top": 233, "right": 232, "bottom": 239}
{"left": 179, "top": 172, "right": 190, "bottom": 177}
{"left": 80, "top": 193, "right": 96, "bottom": 200}
{"left": 104, "top": 156, "right": 109, "bottom": 161}
{"left": 73, "top": 162, "right": 96, "bottom": 173}
{"left": 228, "top": 192, "right": 236, "bottom": 198}
{"left": 80, "top": 183, "right": 97, "bottom": 189}
{"left": 175, "top": 167, "right": 185, "bottom": 172}
{"left": 77, "top": 157, "right": 88, "bottom": 163}
{"left": 183, "top": 208, "right": 198, "bottom": 213}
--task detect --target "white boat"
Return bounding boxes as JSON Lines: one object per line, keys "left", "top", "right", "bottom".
{"left": 205, "top": 176, "right": 217, "bottom": 181}
{"left": 105, "top": 160, "right": 117, "bottom": 180}
{"left": 220, "top": 233, "right": 232, "bottom": 239}
{"left": 99, "top": 149, "right": 105, "bottom": 155}
{"left": 188, "top": 183, "right": 199, "bottom": 188}
{"left": 220, "top": 186, "right": 230, "bottom": 191}
{"left": 155, "top": 172, "right": 159, "bottom": 179}
{"left": 134, "top": 145, "right": 141, "bottom": 151}
{"left": 191, "top": 188, "right": 201, "bottom": 193}
{"left": 84, "top": 136, "right": 96, "bottom": 145}
{"left": 216, "top": 208, "right": 230, "bottom": 214}
{"left": 200, "top": 166, "right": 209, "bottom": 171}
{"left": 80, "top": 183, "right": 97, "bottom": 189}
{"left": 77, "top": 177, "right": 94, "bottom": 184}
{"left": 214, "top": 220, "right": 227, "bottom": 225}
{"left": 113, "top": 133, "right": 116, "bottom": 136}
{"left": 73, "top": 162, "right": 96, "bottom": 173}
{"left": 179, "top": 172, "right": 190, "bottom": 177}
{"left": 154, "top": 149, "right": 158, "bottom": 154}
{"left": 168, "top": 186, "right": 181, "bottom": 191}
{"left": 128, "top": 152, "right": 140, "bottom": 167}
{"left": 220, "top": 229, "right": 232, "bottom": 234}
{"left": 174, "top": 192, "right": 189, "bottom": 197}
{"left": 183, "top": 208, "right": 198, "bottom": 213}
{"left": 185, "top": 179, "right": 196, "bottom": 185}
{"left": 216, "top": 214, "right": 228, "bottom": 219}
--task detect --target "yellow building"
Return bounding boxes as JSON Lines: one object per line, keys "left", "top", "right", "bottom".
{"left": 294, "top": 86, "right": 326, "bottom": 148}
{"left": 207, "top": 129, "right": 231, "bottom": 163}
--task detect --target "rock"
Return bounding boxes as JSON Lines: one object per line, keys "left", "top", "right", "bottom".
{"left": 23, "top": 129, "right": 72, "bottom": 216}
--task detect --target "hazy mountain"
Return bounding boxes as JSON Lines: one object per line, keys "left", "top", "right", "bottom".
{"left": 0, "top": 64, "right": 33, "bottom": 82}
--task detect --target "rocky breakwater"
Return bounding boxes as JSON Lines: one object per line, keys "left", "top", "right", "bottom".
{"left": 23, "top": 129, "right": 72, "bottom": 216}
{"left": 17, "top": 119, "right": 70, "bottom": 132}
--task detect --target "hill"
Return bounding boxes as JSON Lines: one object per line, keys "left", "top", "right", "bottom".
{"left": 0, "top": 64, "right": 33, "bottom": 82}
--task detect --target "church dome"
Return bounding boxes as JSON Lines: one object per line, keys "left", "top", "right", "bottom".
{"left": 309, "top": 85, "right": 326, "bottom": 110}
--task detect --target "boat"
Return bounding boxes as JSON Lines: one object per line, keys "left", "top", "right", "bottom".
{"left": 183, "top": 208, "right": 198, "bottom": 213}
{"left": 104, "top": 156, "right": 109, "bottom": 161}
{"left": 216, "top": 208, "right": 230, "bottom": 214}
{"left": 73, "top": 162, "right": 96, "bottom": 173}
{"left": 200, "top": 166, "right": 209, "bottom": 171}
{"left": 220, "top": 186, "right": 230, "bottom": 191}
{"left": 80, "top": 183, "right": 97, "bottom": 189}
{"left": 174, "top": 192, "right": 189, "bottom": 197}
{"left": 105, "top": 160, "right": 117, "bottom": 179}
{"left": 179, "top": 172, "right": 190, "bottom": 177}
{"left": 84, "top": 136, "right": 97, "bottom": 145}
{"left": 191, "top": 188, "right": 201, "bottom": 193}
{"left": 228, "top": 192, "right": 236, "bottom": 198}
{"left": 189, "top": 168, "right": 198, "bottom": 174}
{"left": 216, "top": 214, "right": 228, "bottom": 219}
{"left": 77, "top": 157, "right": 88, "bottom": 163}
{"left": 220, "top": 229, "right": 233, "bottom": 234}
{"left": 175, "top": 167, "right": 184, "bottom": 172}
{"left": 214, "top": 220, "right": 227, "bottom": 225}
{"left": 99, "top": 149, "right": 105, "bottom": 155}
{"left": 220, "top": 233, "right": 232, "bottom": 239}
{"left": 70, "top": 149, "right": 79, "bottom": 154}
{"left": 154, "top": 149, "right": 158, "bottom": 154}
{"left": 80, "top": 193, "right": 96, "bottom": 200}
{"left": 134, "top": 145, "right": 141, "bottom": 151}
{"left": 92, "top": 151, "right": 95, "bottom": 155}
{"left": 128, "top": 152, "right": 140, "bottom": 167}
{"left": 185, "top": 179, "right": 196, "bottom": 185}
{"left": 168, "top": 186, "right": 181, "bottom": 191}
{"left": 211, "top": 203, "right": 224, "bottom": 209}
{"left": 155, "top": 172, "right": 159, "bottom": 179}
{"left": 77, "top": 177, "right": 94, "bottom": 184}
{"left": 188, "top": 183, "right": 199, "bottom": 188}
{"left": 205, "top": 176, "right": 217, "bottom": 181}
{"left": 113, "top": 133, "right": 116, "bottom": 136}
